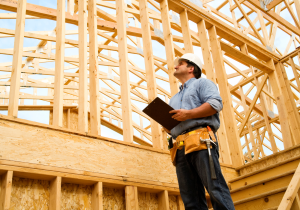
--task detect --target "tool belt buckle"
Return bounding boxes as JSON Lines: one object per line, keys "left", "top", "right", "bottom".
{"left": 177, "top": 141, "right": 184, "bottom": 149}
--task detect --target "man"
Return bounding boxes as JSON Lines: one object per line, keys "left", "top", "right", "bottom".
{"left": 166, "top": 53, "right": 235, "bottom": 210}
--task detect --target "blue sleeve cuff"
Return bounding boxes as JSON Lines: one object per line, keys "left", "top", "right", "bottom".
{"left": 206, "top": 99, "right": 223, "bottom": 112}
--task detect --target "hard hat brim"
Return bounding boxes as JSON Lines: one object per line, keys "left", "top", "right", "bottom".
{"left": 174, "top": 57, "right": 202, "bottom": 70}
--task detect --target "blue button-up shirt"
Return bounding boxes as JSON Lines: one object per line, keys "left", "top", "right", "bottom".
{"left": 169, "top": 78, "right": 223, "bottom": 139}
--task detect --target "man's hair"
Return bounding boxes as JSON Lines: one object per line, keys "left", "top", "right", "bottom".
{"left": 186, "top": 60, "right": 202, "bottom": 79}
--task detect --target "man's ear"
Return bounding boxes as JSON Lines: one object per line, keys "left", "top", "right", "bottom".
{"left": 188, "top": 66, "right": 194, "bottom": 74}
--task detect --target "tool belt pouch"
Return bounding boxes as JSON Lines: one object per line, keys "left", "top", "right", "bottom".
{"left": 185, "top": 133, "right": 208, "bottom": 155}
{"left": 184, "top": 128, "right": 216, "bottom": 155}
{"left": 170, "top": 128, "right": 217, "bottom": 166}
{"left": 169, "top": 144, "right": 178, "bottom": 166}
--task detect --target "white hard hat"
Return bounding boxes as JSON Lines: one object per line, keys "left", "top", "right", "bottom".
{"left": 174, "top": 53, "right": 203, "bottom": 70}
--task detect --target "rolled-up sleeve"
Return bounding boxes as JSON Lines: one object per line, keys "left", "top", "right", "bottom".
{"left": 206, "top": 98, "right": 223, "bottom": 112}
{"left": 197, "top": 79, "right": 223, "bottom": 112}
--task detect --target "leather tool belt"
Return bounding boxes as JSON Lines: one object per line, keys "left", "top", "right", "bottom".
{"left": 169, "top": 127, "right": 216, "bottom": 166}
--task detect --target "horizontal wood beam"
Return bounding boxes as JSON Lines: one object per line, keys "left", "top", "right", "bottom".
{"left": 0, "top": 105, "right": 77, "bottom": 110}
{"left": 267, "top": 0, "right": 284, "bottom": 10}
{"left": 230, "top": 71, "right": 265, "bottom": 92}
{"left": 220, "top": 41, "right": 274, "bottom": 73}
{"left": 0, "top": 159, "right": 180, "bottom": 193}
{"left": 279, "top": 48, "right": 300, "bottom": 63}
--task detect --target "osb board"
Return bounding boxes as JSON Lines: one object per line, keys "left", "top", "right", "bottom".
{"left": 49, "top": 111, "right": 238, "bottom": 181}
{"left": 103, "top": 187, "right": 125, "bottom": 210}
{"left": 138, "top": 192, "right": 177, "bottom": 210}
{"left": 138, "top": 192, "right": 158, "bottom": 209}
{"left": 169, "top": 195, "right": 177, "bottom": 210}
{"left": 61, "top": 183, "right": 92, "bottom": 210}
{"left": 238, "top": 146, "right": 300, "bottom": 176}
{"left": 0, "top": 119, "right": 177, "bottom": 184}
{"left": 9, "top": 177, "right": 50, "bottom": 210}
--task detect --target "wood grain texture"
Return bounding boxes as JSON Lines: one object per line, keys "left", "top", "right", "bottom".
{"left": 0, "top": 171, "right": 13, "bottom": 210}
{"left": 160, "top": 0, "right": 179, "bottom": 96}
{"left": 238, "top": 145, "right": 300, "bottom": 176}
{"left": 139, "top": 0, "right": 162, "bottom": 149}
{"left": 92, "top": 182, "right": 103, "bottom": 210}
{"left": 116, "top": 0, "right": 134, "bottom": 143}
{"left": 125, "top": 186, "right": 138, "bottom": 210}
{"left": 169, "top": 195, "right": 177, "bottom": 210}
{"left": 278, "top": 163, "right": 300, "bottom": 210}
{"left": 268, "top": 61, "right": 293, "bottom": 149}
{"left": 158, "top": 190, "right": 169, "bottom": 210}
{"left": 275, "top": 62, "right": 300, "bottom": 144}
{"left": 103, "top": 188, "right": 125, "bottom": 210}
{"left": 235, "top": 191, "right": 285, "bottom": 210}
{"left": 208, "top": 25, "right": 243, "bottom": 167}
{"left": 180, "top": 9, "right": 193, "bottom": 53}
{"left": 61, "top": 183, "right": 92, "bottom": 209}
{"left": 138, "top": 192, "right": 158, "bottom": 210}
{"left": 0, "top": 118, "right": 177, "bottom": 185}
{"left": 7, "top": 0, "right": 26, "bottom": 117}
{"left": 291, "top": 194, "right": 300, "bottom": 210}
{"left": 50, "top": 177, "right": 61, "bottom": 210}
{"left": 10, "top": 177, "right": 50, "bottom": 210}
{"left": 176, "top": 196, "right": 184, "bottom": 210}
{"left": 88, "top": 0, "right": 101, "bottom": 136}
{"left": 78, "top": 0, "right": 88, "bottom": 133}
{"left": 53, "top": 0, "right": 65, "bottom": 127}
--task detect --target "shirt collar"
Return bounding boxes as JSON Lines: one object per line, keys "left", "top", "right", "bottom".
{"left": 179, "top": 78, "right": 196, "bottom": 91}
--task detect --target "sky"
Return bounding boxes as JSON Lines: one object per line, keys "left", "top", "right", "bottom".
{"left": 0, "top": 0, "right": 299, "bottom": 155}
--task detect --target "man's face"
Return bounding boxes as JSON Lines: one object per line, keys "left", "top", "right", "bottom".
{"left": 174, "top": 59, "right": 193, "bottom": 79}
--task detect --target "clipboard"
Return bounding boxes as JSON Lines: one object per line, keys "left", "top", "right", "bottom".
{"left": 142, "top": 97, "right": 180, "bottom": 131}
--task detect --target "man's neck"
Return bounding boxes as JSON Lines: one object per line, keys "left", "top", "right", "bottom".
{"left": 179, "top": 76, "right": 195, "bottom": 86}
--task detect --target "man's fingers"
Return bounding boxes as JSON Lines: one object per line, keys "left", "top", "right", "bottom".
{"left": 172, "top": 113, "right": 179, "bottom": 119}
{"left": 169, "top": 110, "right": 179, "bottom": 114}
{"left": 174, "top": 116, "right": 183, "bottom": 121}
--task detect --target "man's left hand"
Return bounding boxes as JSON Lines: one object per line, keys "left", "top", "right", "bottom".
{"left": 170, "top": 109, "right": 191, "bottom": 121}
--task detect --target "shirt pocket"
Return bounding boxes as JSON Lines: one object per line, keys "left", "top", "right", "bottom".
{"left": 184, "top": 89, "right": 201, "bottom": 109}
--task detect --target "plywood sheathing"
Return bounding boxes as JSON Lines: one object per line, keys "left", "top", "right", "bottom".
{"left": 10, "top": 182, "right": 180, "bottom": 210}
{"left": 103, "top": 188, "right": 125, "bottom": 210}
{"left": 0, "top": 118, "right": 177, "bottom": 184}
{"left": 138, "top": 192, "right": 159, "bottom": 210}
{"left": 8, "top": 178, "right": 181, "bottom": 210}
{"left": 168, "top": 195, "right": 178, "bottom": 210}
{"left": 10, "top": 177, "right": 50, "bottom": 210}
{"left": 0, "top": 116, "right": 238, "bottom": 187}
{"left": 61, "top": 183, "right": 92, "bottom": 209}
